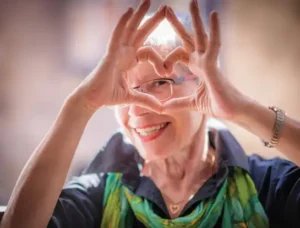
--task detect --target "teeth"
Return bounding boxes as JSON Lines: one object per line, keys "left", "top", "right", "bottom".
{"left": 136, "top": 123, "right": 168, "bottom": 136}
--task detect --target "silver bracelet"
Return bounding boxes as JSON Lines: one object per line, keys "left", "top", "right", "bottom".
{"left": 262, "top": 106, "right": 286, "bottom": 148}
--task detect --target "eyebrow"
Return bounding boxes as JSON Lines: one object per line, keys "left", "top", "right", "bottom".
{"left": 130, "top": 73, "right": 161, "bottom": 87}
{"left": 131, "top": 72, "right": 176, "bottom": 88}
{"left": 173, "top": 75, "right": 199, "bottom": 84}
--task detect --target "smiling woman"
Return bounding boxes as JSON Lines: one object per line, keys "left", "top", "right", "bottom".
{"left": 1, "top": 0, "right": 300, "bottom": 227}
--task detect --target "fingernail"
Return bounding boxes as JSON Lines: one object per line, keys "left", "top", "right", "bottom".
{"left": 158, "top": 5, "right": 166, "bottom": 11}
{"left": 166, "top": 6, "right": 174, "bottom": 15}
{"left": 161, "top": 5, "right": 167, "bottom": 12}
{"left": 127, "top": 7, "right": 133, "bottom": 13}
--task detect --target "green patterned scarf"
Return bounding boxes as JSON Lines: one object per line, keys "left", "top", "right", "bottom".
{"left": 100, "top": 167, "right": 269, "bottom": 228}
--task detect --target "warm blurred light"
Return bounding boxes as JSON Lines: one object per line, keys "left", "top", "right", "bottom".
{"left": 141, "top": 17, "right": 177, "bottom": 45}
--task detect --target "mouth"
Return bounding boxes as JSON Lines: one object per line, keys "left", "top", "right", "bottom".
{"left": 134, "top": 122, "right": 170, "bottom": 142}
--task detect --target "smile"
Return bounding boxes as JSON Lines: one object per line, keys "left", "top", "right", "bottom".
{"left": 134, "top": 122, "right": 170, "bottom": 142}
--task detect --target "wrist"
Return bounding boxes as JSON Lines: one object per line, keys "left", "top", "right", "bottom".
{"left": 63, "top": 93, "right": 97, "bottom": 122}
{"left": 231, "top": 96, "right": 259, "bottom": 125}
{"left": 231, "top": 97, "right": 275, "bottom": 141}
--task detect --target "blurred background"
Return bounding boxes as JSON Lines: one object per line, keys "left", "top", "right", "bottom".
{"left": 0, "top": 0, "right": 299, "bottom": 205}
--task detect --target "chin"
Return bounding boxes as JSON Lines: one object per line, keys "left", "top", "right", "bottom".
{"left": 137, "top": 143, "right": 175, "bottom": 161}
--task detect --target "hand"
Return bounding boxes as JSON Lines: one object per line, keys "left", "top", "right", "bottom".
{"left": 71, "top": 0, "right": 167, "bottom": 113}
{"left": 162, "top": 0, "right": 247, "bottom": 120}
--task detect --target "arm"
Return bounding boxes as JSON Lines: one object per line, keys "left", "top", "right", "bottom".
{"left": 0, "top": 97, "right": 95, "bottom": 228}
{"left": 248, "top": 154, "right": 300, "bottom": 226}
{"left": 233, "top": 98, "right": 300, "bottom": 165}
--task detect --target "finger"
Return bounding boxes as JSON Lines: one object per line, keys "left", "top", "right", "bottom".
{"left": 133, "top": 5, "right": 167, "bottom": 48}
{"left": 206, "top": 11, "right": 221, "bottom": 62}
{"left": 162, "top": 95, "right": 197, "bottom": 112}
{"left": 190, "top": 0, "right": 208, "bottom": 52}
{"left": 108, "top": 8, "right": 134, "bottom": 51}
{"left": 164, "top": 47, "right": 190, "bottom": 76}
{"left": 128, "top": 90, "right": 162, "bottom": 113}
{"left": 165, "top": 7, "right": 195, "bottom": 53}
{"left": 136, "top": 46, "right": 167, "bottom": 76}
{"left": 122, "top": 0, "right": 150, "bottom": 45}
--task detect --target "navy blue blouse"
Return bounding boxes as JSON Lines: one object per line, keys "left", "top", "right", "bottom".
{"left": 48, "top": 127, "right": 300, "bottom": 228}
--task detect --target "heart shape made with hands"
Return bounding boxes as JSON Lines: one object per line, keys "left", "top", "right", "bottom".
{"left": 115, "top": 2, "right": 222, "bottom": 116}
{"left": 128, "top": 5, "right": 210, "bottom": 99}
{"left": 131, "top": 3, "right": 222, "bottom": 114}
{"left": 126, "top": 20, "right": 199, "bottom": 110}
{"left": 135, "top": 44, "right": 190, "bottom": 78}
{"left": 125, "top": 9, "right": 204, "bottom": 112}
{"left": 131, "top": 42, "right": 201, "bottom": 111}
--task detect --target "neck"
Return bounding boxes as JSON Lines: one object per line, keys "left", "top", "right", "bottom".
{"left": 141, "top": 116, "right": 216, "bottom": 195}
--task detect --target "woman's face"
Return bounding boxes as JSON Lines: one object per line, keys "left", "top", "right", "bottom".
{"left": 115, "top": 61, "right": 203, "bottom": 161}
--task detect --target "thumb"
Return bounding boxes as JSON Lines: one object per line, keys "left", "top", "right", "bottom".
{"left": 164, "top": 47, "right": 190, "bottom": 76}
{"left": 128, "top": 90, "right": 162, "bottom": 114}
{"left": 136, "top": 46, "right": 167, "bottom": 76}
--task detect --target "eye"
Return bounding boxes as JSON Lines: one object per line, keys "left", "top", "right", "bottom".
{"left": 153, "top": 80, "right": 168, "bottom": 87}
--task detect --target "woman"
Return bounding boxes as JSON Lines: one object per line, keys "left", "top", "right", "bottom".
{"left": 1, "top": 0, "right": 300, "bottom": 227}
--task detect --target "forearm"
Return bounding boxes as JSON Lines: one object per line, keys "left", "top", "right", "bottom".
{"left": 0, "top": 95, "right": 95, "bottom": 228}
{"left": 233, "top": 98, "right": 300, "bottom": 165}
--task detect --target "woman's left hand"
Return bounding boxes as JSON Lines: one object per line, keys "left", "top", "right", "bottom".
{"left": 162, "top": 0, "right": 248, "bottom": 121}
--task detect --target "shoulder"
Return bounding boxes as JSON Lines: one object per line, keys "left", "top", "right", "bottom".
{"left": 248, "top": 154, "right": 296, "bottom": 169}
{"left": 247, "top": 154, "right": 298, "bottom": 184}
{"left": 48, "top": 173, "right": 108, "bottom": 228}
{"left": 59, "top": 172, "right": 108, "bottom": 212}
{"left": 82, "top": 131, "right": 141, "bottom": 175}
{"left": 247, "top": 154, "right": 299, "bottom": 196}
{"left": 64, "top": 172, "right": 107, "bottom": 192}
{"left": 247, "top": 154, "right": 300, "bottom": 226}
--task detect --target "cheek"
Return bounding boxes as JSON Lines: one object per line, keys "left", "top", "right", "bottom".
{"left": 173, "top": 82, "right": 199, "bottom": 98}
{"left": 172, "top": 112, "right": 202, "bottom": 145}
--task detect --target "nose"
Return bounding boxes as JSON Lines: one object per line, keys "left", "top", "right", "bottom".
{"left": 128, "top": 104, "right": 151, "bottom": 117}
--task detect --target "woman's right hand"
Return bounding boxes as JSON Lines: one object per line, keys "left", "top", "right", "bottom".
{"left": 71, "top": 0, "right": 166, "bottom": 113}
